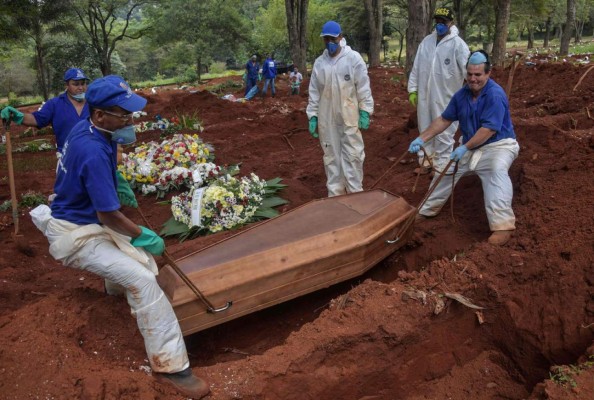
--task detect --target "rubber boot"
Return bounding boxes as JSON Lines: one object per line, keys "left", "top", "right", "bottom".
{"left": 155, "top": 367, "right": 210, "bottom": 399}
{"left": 488, "top": 230, "right": 513, "bottom": 246}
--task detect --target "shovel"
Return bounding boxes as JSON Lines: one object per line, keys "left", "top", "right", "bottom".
{"left": 2, "top": 112, "right": 19, "bottom": 235}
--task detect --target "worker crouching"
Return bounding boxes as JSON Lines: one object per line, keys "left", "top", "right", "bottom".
{"left": 408, "top": 51, "right": 519, "bottom": 246}
{"left": 30, "top": 75, "right": 210, "bottom": 399}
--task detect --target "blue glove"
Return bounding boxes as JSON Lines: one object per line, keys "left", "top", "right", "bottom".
{"left": 309, "top": 116, "right": 318, "bottom": 138}
{"left": 116, "top": 170, "right": 137, "bottom": 208}
{"left": 358, "top": 110, "right": 370, "bottom": 130}
{"left": 450, "top": 145, "right": 468, "bottom": 161}
{"left": 1, "top": 106, "right": 24, "bottom": 125}
{"left": 130, "top": 226, "right": 164, "bottom": 256}
{"left": 408, "top": 137, "right": 424, "bottom": 153}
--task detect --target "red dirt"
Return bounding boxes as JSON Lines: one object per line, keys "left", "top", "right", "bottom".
{"left": 0, "top": 64, "right": 593, "bottom": 399}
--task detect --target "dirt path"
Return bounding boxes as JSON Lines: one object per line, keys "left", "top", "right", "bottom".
{"left": 0, "top": 63, "right": 592, "bottom": 399}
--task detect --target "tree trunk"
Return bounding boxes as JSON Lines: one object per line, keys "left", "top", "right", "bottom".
{"left": 560, "top": 0, "right": 576, "bottom": 55}
{"left": 34, "top": 36, "right": 49, "bottom": 100}
{"left": 527, "top": 25, "right": 534, "bottom": 49}
{"left": 285, "top": 0, "right": 309, "bottom": 74}
{"left": 406, "top": 0, "right": 436, "bottom": 75}
{"left": 491, "top": 0, "right": 511, "bottom": 67}
{"left": 363, "top": 0, "right": 383, "bottom": 67}
{"left": 543, "top": 17, "right": 551, "bottom": 48}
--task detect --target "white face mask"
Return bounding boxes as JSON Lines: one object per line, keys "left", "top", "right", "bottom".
{"left": 71, "top": 93, "right": 85, "bottom": 102}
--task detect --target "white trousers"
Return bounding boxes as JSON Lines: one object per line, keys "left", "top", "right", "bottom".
{"left": 419, "top": 139, "right": 520, "bottom": 231}
{"left": 320, "top": 123, "right": 365, "bottom": 197}
{"left": 31, "top": 206, "right": 189, "bottom": 373}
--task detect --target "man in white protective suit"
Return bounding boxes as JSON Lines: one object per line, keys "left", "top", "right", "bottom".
{"left": 408, "top": 51, "right": 520, "bottom": 246}
{"left": 307, "top": 20, "right": 374, "bottom": 197}
{"left": 407, "top": 7, "right": 469, "bottom": 175}
{"left": 29, "top": 75, "right": 210, "bottom": 399}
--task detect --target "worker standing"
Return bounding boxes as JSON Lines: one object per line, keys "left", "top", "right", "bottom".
{"left": 307, "top": 20, "right": 374, "bottom": 197}
{"left": 0, "top": 68, "right": 90, "bottom": 156}
{"left": 29, "top": 75, "right": 210, "bottom": 399}
{"left": 261, "top": 52, "right": 277, "bottom": 98}
{"left": 245, "top": 55, "right": 260, "bottom": 96}
{"left": 407, "top": 7, "right": 469, "bottom": 175}
{"left": 408, "top": 51, "right": 519, "bottom": 246}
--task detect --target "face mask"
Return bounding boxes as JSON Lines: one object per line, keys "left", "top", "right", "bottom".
{"left": 71, "top": 93, "right": 85, "bottom": 102}
{"left": 94, "top": 124, "right": 137, "bottom": 145}
{"left": 326, "top": 41, "right": 339, "bottom": 56}
{"left": 435, "top": 23, "right": 449, "bottom": 36}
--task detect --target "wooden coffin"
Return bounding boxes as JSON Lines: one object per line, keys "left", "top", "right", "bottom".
{"left": 157, "top": 189, "right": 416, "bottom": 336}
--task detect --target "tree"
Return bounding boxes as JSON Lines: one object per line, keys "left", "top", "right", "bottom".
{"left": 450, "top": 0, "right": 483, "bottom": 40}
{"left": 559, "top": 0, "right": 576, "bottom": 54}
{"left": 0, "top": 0, "right": 76, "bottom": 100}
{"left": 363, "top": 0, "right": 383, "bottom": 67}
{"left": 405, "top": 0, "right": 436, "bottom": 75}
{"left": 285, "top": 0, "right": 309, "bottom": 74}
{"left": 146, "top": 0, "right": 249, "bottom": 82}
{"left": 74, "top": 0, "right": 151, "bottom": 76}
{"left": 491, "top": 0, "right": 512, "bottom": 66}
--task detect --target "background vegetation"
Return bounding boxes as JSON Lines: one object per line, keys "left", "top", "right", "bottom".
{"left": 0, "top": 0, "right": 592, "bottom": 103}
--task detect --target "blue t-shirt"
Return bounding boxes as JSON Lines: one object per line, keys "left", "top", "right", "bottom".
{"left": 32, "top": 92, "right": 90, "bottom": 152}
{"left": 442, "top": 78, "right": 515, "bottom": 147}
{"left": 262, "top": 58, "right": 277, "bottom": 79}
{"left": 51, "top": 119, "right": 120, "bottom": 225}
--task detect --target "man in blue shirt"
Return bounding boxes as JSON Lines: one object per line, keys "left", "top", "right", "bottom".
{"left": 244, "top": 54, "right": 260, "bottom": 96}
{"left": 261, "top": 52, "right": 277, "bottom": 98}
{"left": 408, "top": 51, "right": 520, "bottom": 246}
{"left": 1, "top": 68, "right": 90, "bottom": 154}
{"left": 29, "top": 76, "right": 210, "bottom": 399}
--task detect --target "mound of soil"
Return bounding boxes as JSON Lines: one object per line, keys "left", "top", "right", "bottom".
{"left": 0, "top": 63, "right": 592, "bottom": 399}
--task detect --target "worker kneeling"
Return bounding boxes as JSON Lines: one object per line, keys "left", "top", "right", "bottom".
{"left": 408, "top": 50, "right": 519, "bottom": 246}
{"left": 29, "top": 76, "right": 209, "bottom": 398}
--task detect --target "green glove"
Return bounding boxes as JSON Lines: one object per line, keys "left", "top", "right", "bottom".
{"left": 0, "top": 106, "right": 24, "bottom": 125}
{"left": 116, "top": 170, "right": 138, "bottom": 208}
{"left": 309, "top": 116, "right": 318, "bottom": 138}
{"left": 258, "top": 73, "right": 262, "bottom": 81}
{"left": 408, "top": 92, "right": 418, "bottom": 107}
{"left": 131, "top": 226, "right": 165, "bottom": 256}
{"left": 358, "top": 110, "right": 370, "bottom": 130}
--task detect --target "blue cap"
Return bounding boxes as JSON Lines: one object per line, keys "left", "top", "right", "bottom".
{"left": 64, "top": 68, "right": 88, "bottom": 82}
{"left": 468, "top": 52, "right": 488, "bottom": 65}
{"left": 321, "top": 21, "right": 341, "bottom": 37}
{"left": 86, "top": 75, "right": 147, "bottom": 112}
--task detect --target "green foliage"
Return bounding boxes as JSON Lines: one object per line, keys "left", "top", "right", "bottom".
{"left": 549, "top": 356, "right": 594, "bottom": 389}
{"left": 0, "top": 200, "right": 11, "bottom": 212}
{"left": 19, "top": 190, "right": 47, "bottom": 208}
{"left": 7, "top": 92, "right": 20, "bottom": 107}
{"left": 14, "top": 139, "right": 54, "bottom": 153}
{"left": 205, "top": 80, "right": 243, "bottom": 94}
{"left": 0, "top": 190, "right": 47, "bottom": 212}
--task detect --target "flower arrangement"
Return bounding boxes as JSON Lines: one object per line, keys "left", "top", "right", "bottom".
{"left": 118, "top": 133, "right": 216, "bottom": 197}
{"left": 162, "top": 175, "right": 287, "bottom": 240}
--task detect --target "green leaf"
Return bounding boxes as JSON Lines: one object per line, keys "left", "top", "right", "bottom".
{"left": 160, "top": 217, "right": 190, "bottom": 237}
{"left": 254, "top": 208, "right": 280, "bottom": 219}
{"left": 261, "top": 196, "right": 288, "bottom": 208}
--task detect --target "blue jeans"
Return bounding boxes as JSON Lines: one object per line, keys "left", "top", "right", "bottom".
{"left": 262, "top": 78, "right": 276, "bottom": 96}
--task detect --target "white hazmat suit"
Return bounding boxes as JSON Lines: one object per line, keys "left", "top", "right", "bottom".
{"left": 408, "top": 26, "right": 469, "bottom": 172}
{"left": 307, "top": 39, "right": 374, "bottom": 197}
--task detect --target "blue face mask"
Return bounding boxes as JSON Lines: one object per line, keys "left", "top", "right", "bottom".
{"left": 111, "top": 125, "right": 136, "bottom": 145}
{"left": 326, "top": 41, "right": 339, "bottom": 55}
{"left": 94, "top": 124, "right": 137, "bottom": 145}
{"left": 435, "top": 23, "right": 449, "bottom": 36}
{"left": 72, "top": 93, "right": 85, "bottom": 102}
